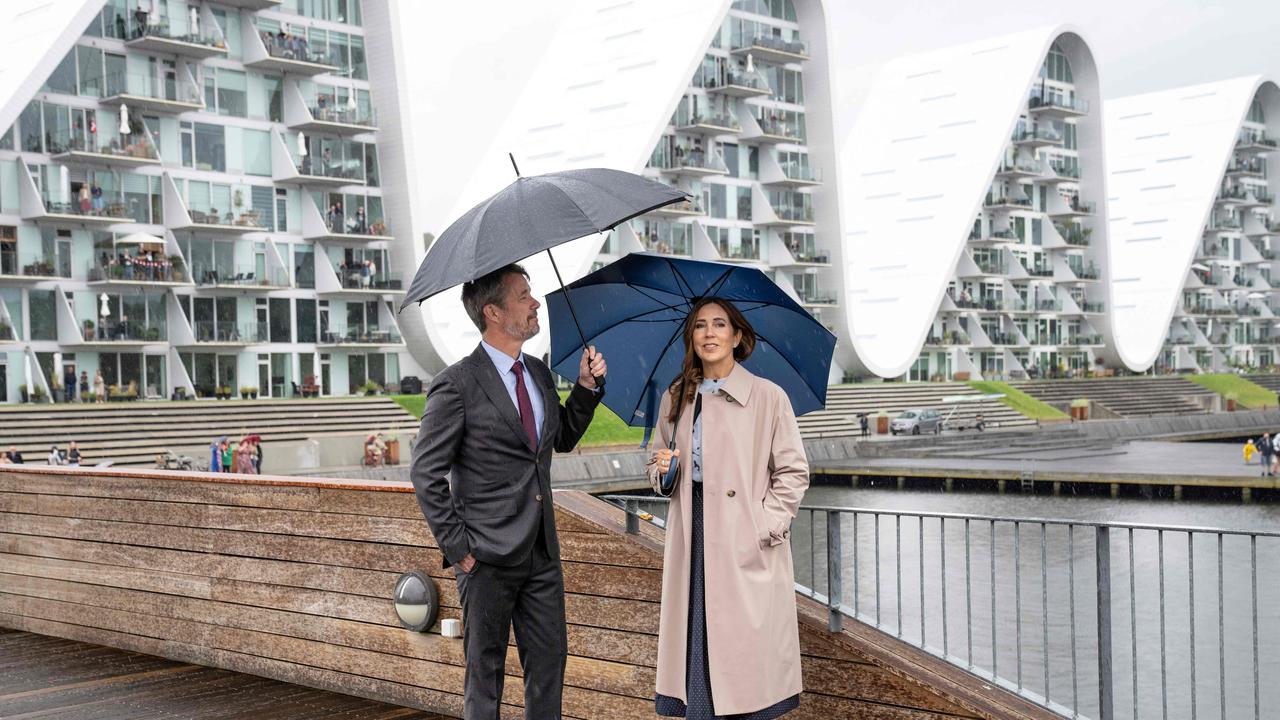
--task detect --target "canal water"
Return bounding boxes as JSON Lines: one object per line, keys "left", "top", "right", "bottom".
{"left": 627, "top": 462, "right": 1280, "bottom": 720}
{"left": 790, "top": 481, "right": 1280, "bottom": 720}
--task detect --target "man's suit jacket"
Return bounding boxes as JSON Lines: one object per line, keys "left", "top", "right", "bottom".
{"left": 410, "top": 344, "right": 601, "bottom": 568}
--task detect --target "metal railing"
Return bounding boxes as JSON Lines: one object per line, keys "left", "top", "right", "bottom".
{"left": 603, "top": 496, "right": 1280, "bottom": 720}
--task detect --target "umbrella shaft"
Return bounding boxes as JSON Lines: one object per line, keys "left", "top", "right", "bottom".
{"left": 545, "top": 249, "right": 605, "bottom": 390}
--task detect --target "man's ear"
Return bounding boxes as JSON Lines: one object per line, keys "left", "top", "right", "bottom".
{"left": 483, "top": 303, "right": 501, "bottom": 326}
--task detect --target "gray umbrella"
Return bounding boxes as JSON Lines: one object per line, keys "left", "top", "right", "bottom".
{"left": 399, "top": 158, "right": 687, "bottom": 385}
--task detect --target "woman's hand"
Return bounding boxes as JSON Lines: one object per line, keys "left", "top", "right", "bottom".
{"left": 653, "top": 448, "right": 680, "bottom": 474}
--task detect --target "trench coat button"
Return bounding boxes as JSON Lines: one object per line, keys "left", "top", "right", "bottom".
{"left": 535, "top": 494, "right": 543, "bottom": 502}
{"left": 726, "top": 489, "right": 736, "bottom": 497}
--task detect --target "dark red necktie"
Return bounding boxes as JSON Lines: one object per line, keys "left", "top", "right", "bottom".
{"left": 511, "top": 360, "right": 538, "bottom": 450}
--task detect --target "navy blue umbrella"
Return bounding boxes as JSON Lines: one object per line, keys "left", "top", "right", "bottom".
{"left": 546, "top": 254, "right": 836, "bottom": 438}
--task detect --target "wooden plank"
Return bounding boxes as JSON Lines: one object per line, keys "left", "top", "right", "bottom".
{"left": 0, "top": 576, "right": 656, "bottom": 701}
{"left": 0, "top": 597, "right": 652, "bottom": 720}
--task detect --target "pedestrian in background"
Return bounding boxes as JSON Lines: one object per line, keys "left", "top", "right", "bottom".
{"left": 1244, "top": 438, "right": 1257, "bottom": 466}
{"left": 47, "top": 445, "right": 64, "bottom": 466}
{"left": 6, "top": 447, "right": 23, "bottom": 464}
{"left": 66, "top": 441, "right": 82, "bottom": 467}
{"left": 1259, "top": 432, "right": 1274, "bottom": 477}
{"left": 209, "top": 436, "right": 225, "bottom": 472}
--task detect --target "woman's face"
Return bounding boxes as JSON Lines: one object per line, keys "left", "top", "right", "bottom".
{"left": 691, "top": 303, "right": 741, "bottom": 366}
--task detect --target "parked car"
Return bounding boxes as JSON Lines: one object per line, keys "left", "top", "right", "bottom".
{"left": 890, "top": 408, "right": 942, "bottom": 435}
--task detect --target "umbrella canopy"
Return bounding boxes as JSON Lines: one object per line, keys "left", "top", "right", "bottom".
{"left": 116, "top": 231, "right": 163, "bottom": 246}
{"left": 545, "top": 253, "right": 836, "bottom": 431}
{"left": 399, "top": 166, "right": 685, "bottom": 311}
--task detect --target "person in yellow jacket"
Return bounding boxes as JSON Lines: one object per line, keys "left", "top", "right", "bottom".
{"left": 1244, "top": 439, "right": 1257, "bottom": 465}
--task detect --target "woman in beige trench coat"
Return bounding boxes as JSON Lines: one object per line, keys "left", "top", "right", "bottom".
{"left": 647, "top": 297, "right": 810, "bottom": 719}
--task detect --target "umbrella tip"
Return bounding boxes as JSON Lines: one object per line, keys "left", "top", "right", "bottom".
{"left": 508, "top": 152, "right": 521, "bottom": 178}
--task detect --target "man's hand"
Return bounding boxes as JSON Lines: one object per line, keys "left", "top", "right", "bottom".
{"left": 578, "top": 346, "right": 607, "bottom": 390}
{"left": 458, "top": 553, "right": 476, "bottom": 573}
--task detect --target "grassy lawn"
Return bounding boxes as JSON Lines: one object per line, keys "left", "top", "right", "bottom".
{"left": 391, "top": 392, "right": 644, "bottom": 448}
{"left": 967, "top": 380, "right": 1069, "bottom": 420}
{"left": 1185, "top": 374, "right": 1276, "bottom": 409}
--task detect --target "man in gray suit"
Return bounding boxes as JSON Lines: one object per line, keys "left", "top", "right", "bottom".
{"left": 410, "top": 263, "right": 606, "bottom": 720}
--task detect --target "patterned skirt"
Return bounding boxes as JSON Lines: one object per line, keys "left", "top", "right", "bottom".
{"left": 655, "top": 482, "right": 800, "bottom": 720}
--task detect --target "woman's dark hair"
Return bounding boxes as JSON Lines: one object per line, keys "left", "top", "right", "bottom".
{"left": 667, "top": 297, "right": 756, "bottom": 424}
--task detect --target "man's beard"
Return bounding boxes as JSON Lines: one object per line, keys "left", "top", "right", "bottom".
{"left": 504, "top": 316, "right": 539, "bottom": 341}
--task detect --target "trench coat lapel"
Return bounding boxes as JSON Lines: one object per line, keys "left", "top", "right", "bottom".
{"left": 466, "top": 344, "right": 532, "bottom": 453}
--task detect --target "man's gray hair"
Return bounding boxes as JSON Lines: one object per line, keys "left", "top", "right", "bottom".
{"left": 461, "top": 263, "right": 529, "bottom": 332}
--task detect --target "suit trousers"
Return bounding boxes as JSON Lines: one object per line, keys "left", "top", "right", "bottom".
{"left": 455, "top": 531, "right": 566, "bottom": 720}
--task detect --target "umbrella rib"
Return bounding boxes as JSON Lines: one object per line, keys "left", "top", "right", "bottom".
{"left": 626, "top": 318, "right": 691, "bottom": 426}
{"left": 752, "top": 329, "right": 829, "bottom": 406}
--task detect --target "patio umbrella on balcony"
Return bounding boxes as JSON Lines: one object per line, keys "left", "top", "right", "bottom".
{"left": 545, "top": 253, "right": 836, "bottom": 442}
{"left": 296, "top": 132, "right": 307, "bottom": 157}
{"left": 1190, "top": 263, "right": 1210, "bottom": 272}
{"left": 399, "top": 156, "right": 688, "bottom": 385}
{"left": 189, "top": 6, "right": 199, "bottom": 35}
{"left": 118, "top": 104, "right": 130, "bottom": 136}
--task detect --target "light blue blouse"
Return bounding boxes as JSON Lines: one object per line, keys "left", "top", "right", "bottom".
{"left": 691, "top": 377, "right": 726, "bottom": 483}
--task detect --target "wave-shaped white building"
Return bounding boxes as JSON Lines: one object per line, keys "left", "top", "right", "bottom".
{"left": 1105, "top": 76, "right": 1280, "bottom": 373}
{"left": 833, "top": 26, "right": 1112, "bottom": 382}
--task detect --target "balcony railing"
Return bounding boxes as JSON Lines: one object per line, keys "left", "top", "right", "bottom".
{"left": 319, "top": 326, "right": 403, "bottom": 344}
{"left": 1035, "top": 299, "right": 1063, "bottom": 312}
{"left": 0, "top": 254, "right": 71, "bottom": 279}
{"left": 261, "top": 32, "right": 331, "bottom": 65}
{"left": 676, "top": 112, "right": 740, "bottom": 132}
{"left": 996, "top": 161, "right": 1042, "bottom": 175}
{"left": 99, "top": 71, "right": 203, "bottom": 105}
{"left": 307, "top": 101, "right": 376, "bottom": 128}
{"left": 1070, "top": 264, "right": 1100, "bottom": 280}
{"left": 1064, "top": 334, "right": 1103, "bottom": 346}
{"left": 984, "top": 194, "right": 1032, "bottom": 209}
{"left": 195, "top": 264, "right": 289, "bottom": 288}
{"left": 732, "top": 33, "right": 808, "bottom": 59}
{"left": 778, "top": 161, "right": 820, "bottom": 183}
{"left": 129, "top": 20, "right": 223, "bottom": 49}
{"left": 40, "top": 194, "right": 132, "bottom": 221}
{"left": 89, "top": 257, "right": 186, "bottom": 283}
{"left": 755, "top": 116, "right": 803, "bottom": 141}
{"left": 1237, "top": 131, "right": 1278, "bottom": 150}
{"left": 334, "top": 269, "right": 404, "bottom": 291}
{"left": 974, "top": 258, "right": 1007, "bottom": 275}
{"left": 1028, "top": 92, "right": 1089, "bottom": 114}
{"left": 1025, "top": 264, "right": 1055, "bottom": 278}
{"left": 186, "top": 207, "right": 268, "bottom": 230}
{"left": 717, "top": 242, "right": 760, "bottom": 261}
{"left": 987, "top": 331, "right": 1020, "bottom": 345}
{"left": 796, "top": 290, "right": 836, "bottom": 305}
{"left": 1226, "top": 159, "right": 1266, "bottom": 175}
{"left": 50, "top": 133, "right": 159, "bottom": 161}
{"left": 1218, "top": 186, "right": 1249, "bottom": 202}
{"left": 656, "top": 147, "right": 728, "bottom": 174}
{"left": 86, "top": 321, "right": 166, "bottom": 342}
{"left": 325, "top": 214, "right": 390, "bottom": 238}
{"left": 925, "top": 331, "right": 970, "bottom": 345}
{"left": 1079, "top": 300, "right": 1105, "bottom": 313}
{"left": 1058, "top": 224, "right": 1092, "bottom": 246}
{"left": 295, "top": 156, "right": 365, "bottom": 182}
{"left": 193, "top": 321, "right": 268, "bottom": 343}
{"left": 1012, "top": 128, "right": 1063, "bottom": 144}
{"left": 1059, "top": 198, "right": 1096, "bottom": 214}
{"left": 706, "top": 68, "right": 771, "bottom": 94}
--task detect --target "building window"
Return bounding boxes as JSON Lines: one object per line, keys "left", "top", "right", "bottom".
{"left": 194, "top": 123, "right": 226, "bottom": 172}
{"left": 29, "top": 289, "right": 57, "bottom": 340}
{"left": 296, "top": 298, "right": 317, "bottom": 342}
{"left": 270, "top": 298, "right": 291, "bottom": 342}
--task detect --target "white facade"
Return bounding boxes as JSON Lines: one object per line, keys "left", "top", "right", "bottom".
{"left": 832, "top": 27, "right": 1109, "bottom": 380}
{"left": 1105, "top": 76, "right": 1280, "bottom": 372}
{"left": 369, "top": 0, "right": 733, "bottom": 372}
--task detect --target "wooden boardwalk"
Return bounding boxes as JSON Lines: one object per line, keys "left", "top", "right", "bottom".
{"left": 0, "top": 628, "right": 448, "bottom": 719}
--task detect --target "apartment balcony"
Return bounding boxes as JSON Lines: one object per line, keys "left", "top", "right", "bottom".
{"left": 1198, "top": 241, "right": 1231, "bottom": 260}
{"left": 1079, "top": 300, "right": 1105, "bottom": 314}
{"left": 1216, "top": 186, "right": 1251, "bottom": 206}
{"left": 742, "top": 115, "right": 804, "bottom": 144}
{"left": 756, "top": 189, "right": 815, "bottom": 227}
{"left": 795, "top": 290, "right": 837, "bottom": 307}
{"left": 272, "top": 132, "right": 366, "bottom": 189}
{"left": 162, "top": 171, "right": 269, "bottom": 233}
{"left": 986, "top": 331, "right": 1022, "bottom": 345}
{"left": 125, "top": 22, "right": 228, "bottom": 60}
{"left": 994, "top": 160, "right": 1043, "bottom": 181}
{"left": 99, "top": 72, "right": 204, "bottom": 114}
{"left": 87, "top": 258, "right": 191, "bottom": 288}
{"left": 1058, "top": 224, "right": 1092, "bottom": 246}
{"left": 1062, "top": 334, "right": 1104, "bottom": 347}
{"left": 674, "top": 112, "right": 741, "bottom": 136}
{"left": 655, "top": 148, "right": 730, "bottom": 178}
{"left": 185, "top": 321, "right": 269, "bottom": 346}
{"left": 318, "top": 325, "right": 405, "bottom": 347}
{"left": 0, "top": 253, "right": 71, "bottom": 284}
{"left": 323, "top": 268, "right": 406, "bottom": 296}
{"left": 1027, "top": 93, "right": 1089, "bottom": 119}
{"left": 243, "top": 22, "right": 339, "bottom": 76}
{"left": 704, "top": 68, "right": 772, "bottom": 98}
{"left": 50, "top": 134, "right": 161, "bottom": 170}
{"left": 78, "top": 321, "right": 167, "bottom": 346}
{"left": 729, "top": 33, "right": 809, "bottom": 64}
{"left": 648, "top": 198, "right": 705, "bottom": 218}
{"left": 924, "top": 331, "right": 970, "bottom": 346}
{"left": 1048, "top": 198, "right": 1096, "bottom": 218}
{"left": 1033, "top": 298, "right": 1064, "bottom": 312}
{"left": 1067, "top": 263, "right": 1101, "bottom": 282}
{"left": 983, "top": 193, "right": 1033, "bottom": 212}
{"left": 770, "top": 232, "right": 828, "bottom": 266}
{"left": 301, "top": 194, "right": 391, "bottom": 244}
{"left": 1226, "top": 159, "right": 1266, "bottom": 178}
{"left": 194, "top": 265, "right": 290, "bottom": 292}
{"left": 1241, "top": 190, "right": 1275, "bottom": 209}
{"left": 1012, "top": 129, "right": 1064, "bottom": 149}
{"left": 1044, "top": 163, "right": 1082, "bottom": 184}
{"left": 1236, "top": 132, "right": 1279, "bottom": 155}
{"left": 969, "top": 228, "right": 1020, "bottom": 245}
{"left": 761, "top": 158, "right": 821, "bottom": 188}
{"left": 953, "top": 296, "right": 1003, "bottom": 311}
{"left": 285, "top": 82, "right": 377, "bottom": 135}
{"left": 18, "top": 174, "right": 129, "bottom": 228}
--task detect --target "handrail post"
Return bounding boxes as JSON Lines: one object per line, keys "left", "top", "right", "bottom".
{"left": 827, "top": 510, "right": 843, "bottom": 632}
{"left": 625, "top": 499, "right": 639, "bottom": 535}
{"left": 1096, "top": 526, "right": 1114, "bottom": 720}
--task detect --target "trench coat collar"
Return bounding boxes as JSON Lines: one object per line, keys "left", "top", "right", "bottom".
{"left": 715, "top": 362, "right": 755, "bottom": 407}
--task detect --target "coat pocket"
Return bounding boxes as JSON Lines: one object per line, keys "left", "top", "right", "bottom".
{"left": 463, "top": 496, "right": 519, "bottom": 519}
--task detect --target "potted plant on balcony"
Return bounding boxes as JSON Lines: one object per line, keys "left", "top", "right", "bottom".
{"left": 360, "top": 380, "right": 382, "bottom": 396}
{"left": 240, "top": 386, "right": 258, "bottom": 400}
{"left": 18, "top": 384, "right": 27, "bottom": 403}
{"left": 31, "top": 385, "right": 47, "bottom": 403}
{"left": 218, "top": 385, "right": 232, "bottom": 400}
{"left": 83, "top": 319, "right": 95, "bottom": 340}
{"left": 146, "top": 326, "right": 161, "bottom": 341}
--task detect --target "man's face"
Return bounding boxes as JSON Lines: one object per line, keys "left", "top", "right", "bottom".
{"left": 489, "top": 273, "right": 540, "bottom": 342}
